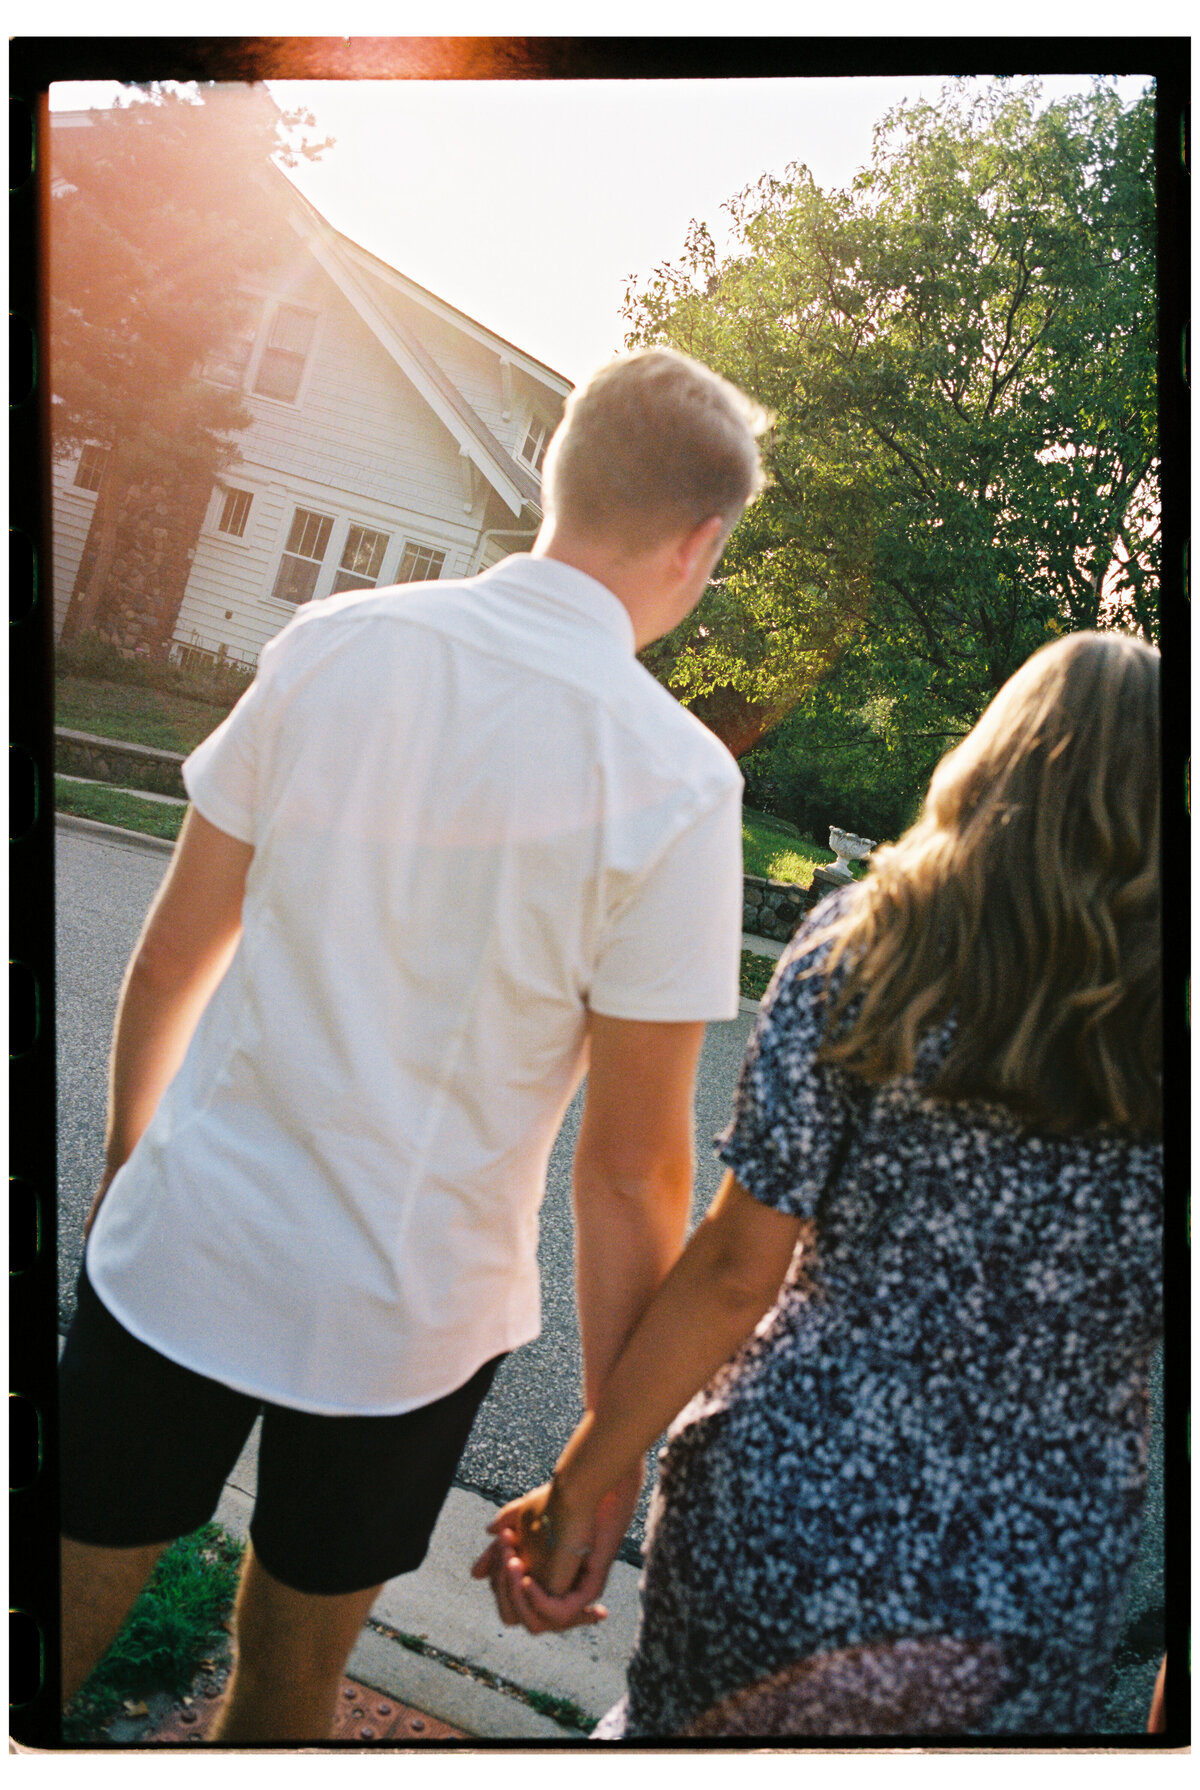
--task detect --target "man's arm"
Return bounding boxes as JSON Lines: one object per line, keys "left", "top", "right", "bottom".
{"left": 86, "top": 808, "right": 254, "bottom": 1232}
{"left": 572, "top": 1011, "right": 706, "bottom": 1400}
{"left": 475, "top": 1011, "right": 705, "bottom": 1626}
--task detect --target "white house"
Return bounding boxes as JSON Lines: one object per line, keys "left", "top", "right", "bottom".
{"left": 51, "top": 130, "right": 572, "bottom": 671}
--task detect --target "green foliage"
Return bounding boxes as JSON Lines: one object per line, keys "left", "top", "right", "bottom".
{"left": 741, "top": 693, "right": 944, "bottom": 844}
{"left": 50, "top": 83, "right": 330, "bottom": 470}
{"left": 626, "top": 79, "right": 1158, "bottom": 779}
{"left": 63, "top": 1524, "right": 242, "bottom": 1740}
{"left": 50, "top": 85, "right": 333, "bottom": 644}
{"left": 55, "top": 777, "right": 185, "bottom": 840}
{"left": 57, "top": 632, "right": 253, "bottom": 719}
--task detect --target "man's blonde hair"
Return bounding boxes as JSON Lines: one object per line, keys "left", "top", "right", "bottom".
{"left": 542, "top": 348, "right": 770, "bottom": 549}
{"left": 808, "top": 631, "right": 1161, "bottom": 1136}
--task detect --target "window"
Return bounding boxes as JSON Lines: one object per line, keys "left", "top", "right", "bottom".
{"left": 205, "top": 295, "right": 260, "bottom": 388}
{"left": 271, "top": 507, "right": 333, "bottom": 605}
{"left": 253, "top": 304, "right": 317, "bottom": 403}
{"left": 217, "top": 487, "right": 253, "bottom": 538}
{"left": 73, "top": 444, "right": 109, "bottom": 493}
{"left": 395, "top": 541, "right": 446, "bottom": 584}
{"left": 520, "top": 419, "right": 549, "bottom": 475}
{"left": 331, "top": 525, "right": 390, "bottom": 594}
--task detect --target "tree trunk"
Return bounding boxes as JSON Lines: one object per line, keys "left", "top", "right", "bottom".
{"left": 60, "top": 443, "right": 127, "bottom": 642}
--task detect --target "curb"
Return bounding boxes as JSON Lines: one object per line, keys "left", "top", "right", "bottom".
{"left": 55, "top": 811, "right": 177, "bottom": 855}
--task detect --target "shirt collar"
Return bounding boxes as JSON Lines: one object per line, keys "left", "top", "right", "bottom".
{"left": 478, "top": 553, "right": 636, "bottom": 655}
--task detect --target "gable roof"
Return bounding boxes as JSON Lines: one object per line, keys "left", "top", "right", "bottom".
{"left": 270, "top": 170, "right": 568, "bottom": 521}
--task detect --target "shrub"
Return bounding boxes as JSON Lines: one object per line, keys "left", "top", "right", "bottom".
{"left": 741, "top": 704, "right": 944, "bottom": 845}
{"left": 57, "top": 631, "right": 254, "bottom": 710}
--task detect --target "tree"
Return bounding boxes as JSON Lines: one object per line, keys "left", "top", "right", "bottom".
{"left": 50, "top": 83, "right": 331, "bottom": 648}
{"left": 625, "top": 80, "right": 1158, "bottom": 809}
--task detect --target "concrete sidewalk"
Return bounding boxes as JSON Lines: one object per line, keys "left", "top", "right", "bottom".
{"left": 214, "top": 1423, "right": 640, "bottom": 1741}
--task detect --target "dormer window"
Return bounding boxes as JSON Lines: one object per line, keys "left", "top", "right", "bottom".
{"left": 253, "top": 304, "right": 318, "bottom": 404}
{"left": 520, "top": 418, "right": 550, "bottom": 475}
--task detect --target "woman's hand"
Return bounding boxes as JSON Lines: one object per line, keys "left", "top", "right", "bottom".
{"left": 471, "top": 1465, "right": 643, "bottom": 1635}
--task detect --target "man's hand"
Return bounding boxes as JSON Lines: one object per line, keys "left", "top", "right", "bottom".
{"left": 471, "top": 1465, "right": 643, "bottom": 1635}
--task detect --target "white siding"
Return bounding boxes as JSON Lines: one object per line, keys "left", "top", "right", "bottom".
{"left": 55, "top": 242, "right": 558, "bottom": 665}
{"left": 50, "top": 454, "right": 100, "bottom": 640}
{"left": 237, "top": 271, "right": 473, "bottom": 520}
{"left": 174, "top": 456, "right": 485, "bottom": 666}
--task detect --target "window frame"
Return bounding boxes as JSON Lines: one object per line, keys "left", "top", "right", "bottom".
{"left": 251, "top": 302, "right": 320, "bottom": 406}
{"left": 331, "top": 523, "right": 392, "bottom": 595}
{"left": 394, "top": 540, "right": 447, "bottom": 585}
{"left": 265, "top": 501, "right": 453, "bottom": 610}
{"left": 202, "top": 292, "right": 262, "bottom": 390}
{"left": 200, "top": 292, "right": 321, "bottom": 411}
{"left": 518, "top": 416, "right": 550, "bottom": 476}
{"left": 270, "top": 505, "right": 336, "bottom": 606}
{"left": 216, "top": 486, "right": 254, "bottom": 540}
{"left": 73, "top": 443, "right": 109, "bottom": 494}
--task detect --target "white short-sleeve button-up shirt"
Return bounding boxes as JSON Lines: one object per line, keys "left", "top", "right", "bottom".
{"left": 86, "top": 555, "right": 745, "bottom": 1414}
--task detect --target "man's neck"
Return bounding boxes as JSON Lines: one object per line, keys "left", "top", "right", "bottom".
{"left": 531, "top": 525, "right": 670, "bottom": 650}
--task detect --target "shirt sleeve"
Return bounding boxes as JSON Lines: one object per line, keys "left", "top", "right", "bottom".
{"left": 715, "top": 920, "right": 856, "bottom": 1218}
{"left": 181, "top": 630, "right": 288, "bottom": 843}
{"left": 587, "top": 776, "right": 744, "bottom": 1022}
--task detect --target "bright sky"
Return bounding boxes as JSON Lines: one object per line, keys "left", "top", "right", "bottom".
{"left": 50, "top": 70, "right": 1152, "bottom": 387}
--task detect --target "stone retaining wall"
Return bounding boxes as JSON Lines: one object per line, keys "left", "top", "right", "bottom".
{"left": 55, "top": 728, "right": 187, "bottom": 800}
{"left": 743, "top": 865, "right": 850, "bottom": 946}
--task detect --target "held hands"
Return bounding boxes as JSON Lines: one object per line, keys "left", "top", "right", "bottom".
{"left": 471, "top": 1465, "right": 643, "bottom": 1636}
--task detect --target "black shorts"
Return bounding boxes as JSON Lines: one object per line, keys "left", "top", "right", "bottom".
{"left": 59, "top": 1264, "right": 503, "bottom": 1596}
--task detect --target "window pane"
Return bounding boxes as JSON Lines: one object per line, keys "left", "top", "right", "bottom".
{"left": 271, "top": 554, "right": 320, "bottom": 605}
{"left": 285, "top": 509, "right": 333, "bottom": 561}
{"left": 269, "top": 305, "right": 316, "bottom": 355}
{"left": 74, "top": 444, "right": 108, "bottom": 492}
{"left": 396, "top": 542, "right": 446, "bottom": 584}
{"left": 206, "top": 334, "right": 255, "bottom": 387}
{"left": 340, "top": 525, "right": 387, "bottom": 581}
{"left": 331, "top": 567, "right": 375, "bottom": 594}
{"left": 254, "top": 348, "right": 304, "bottom": 403}
{"left": 521, "top": 422, "right": 548, "bottom": 473}
{"left": 218, "top": 489, "right": 252, "bottom": 537}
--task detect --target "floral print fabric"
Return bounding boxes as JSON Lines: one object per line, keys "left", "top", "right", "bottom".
{"left": 608, "top": 893, "right": 1163, "bottom": 1739}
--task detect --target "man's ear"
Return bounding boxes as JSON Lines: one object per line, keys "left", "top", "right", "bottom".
{"left": 675, "top": 514, "right": 727, "bottom": 581}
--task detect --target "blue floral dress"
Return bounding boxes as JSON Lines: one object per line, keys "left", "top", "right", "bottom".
{"left": 601, "top": 895, "right": 1163, "bottom": 1739}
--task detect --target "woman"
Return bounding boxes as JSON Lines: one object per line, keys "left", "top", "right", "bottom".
{"left": 476, "top": 630, "right": 1163, "bottom": 1738}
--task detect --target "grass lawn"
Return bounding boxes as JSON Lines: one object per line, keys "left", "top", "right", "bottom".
{"left": 56, "top": 777, "right": 184, "bottom": 843}
{"left": 739, "top": 951, "right": 777, "bottom": 1002}
{"left": 743, "top": 808, "right": 841, "bottom": 886}
{"left": 63, "top": 1524, "right": 242, "bottom": 1743}
{"left": 55, "top": 675, "right": 232, "bottom": 755}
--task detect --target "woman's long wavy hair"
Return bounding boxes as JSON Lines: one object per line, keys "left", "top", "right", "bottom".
{"left": 811, "top": 631, "right": 1161, "bottom": 1136}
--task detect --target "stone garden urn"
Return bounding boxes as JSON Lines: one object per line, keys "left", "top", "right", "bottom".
{"left": 826, "top": 825, "right": 877, "bottom": 884}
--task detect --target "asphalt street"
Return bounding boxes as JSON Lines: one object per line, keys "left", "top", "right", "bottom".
{"left": 53, "top": 820, "right": 754, "bottom": 1549}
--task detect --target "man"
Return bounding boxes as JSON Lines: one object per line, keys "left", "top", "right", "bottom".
{"left": 59, "top": 347, "right": 768, "bottom": 1740}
